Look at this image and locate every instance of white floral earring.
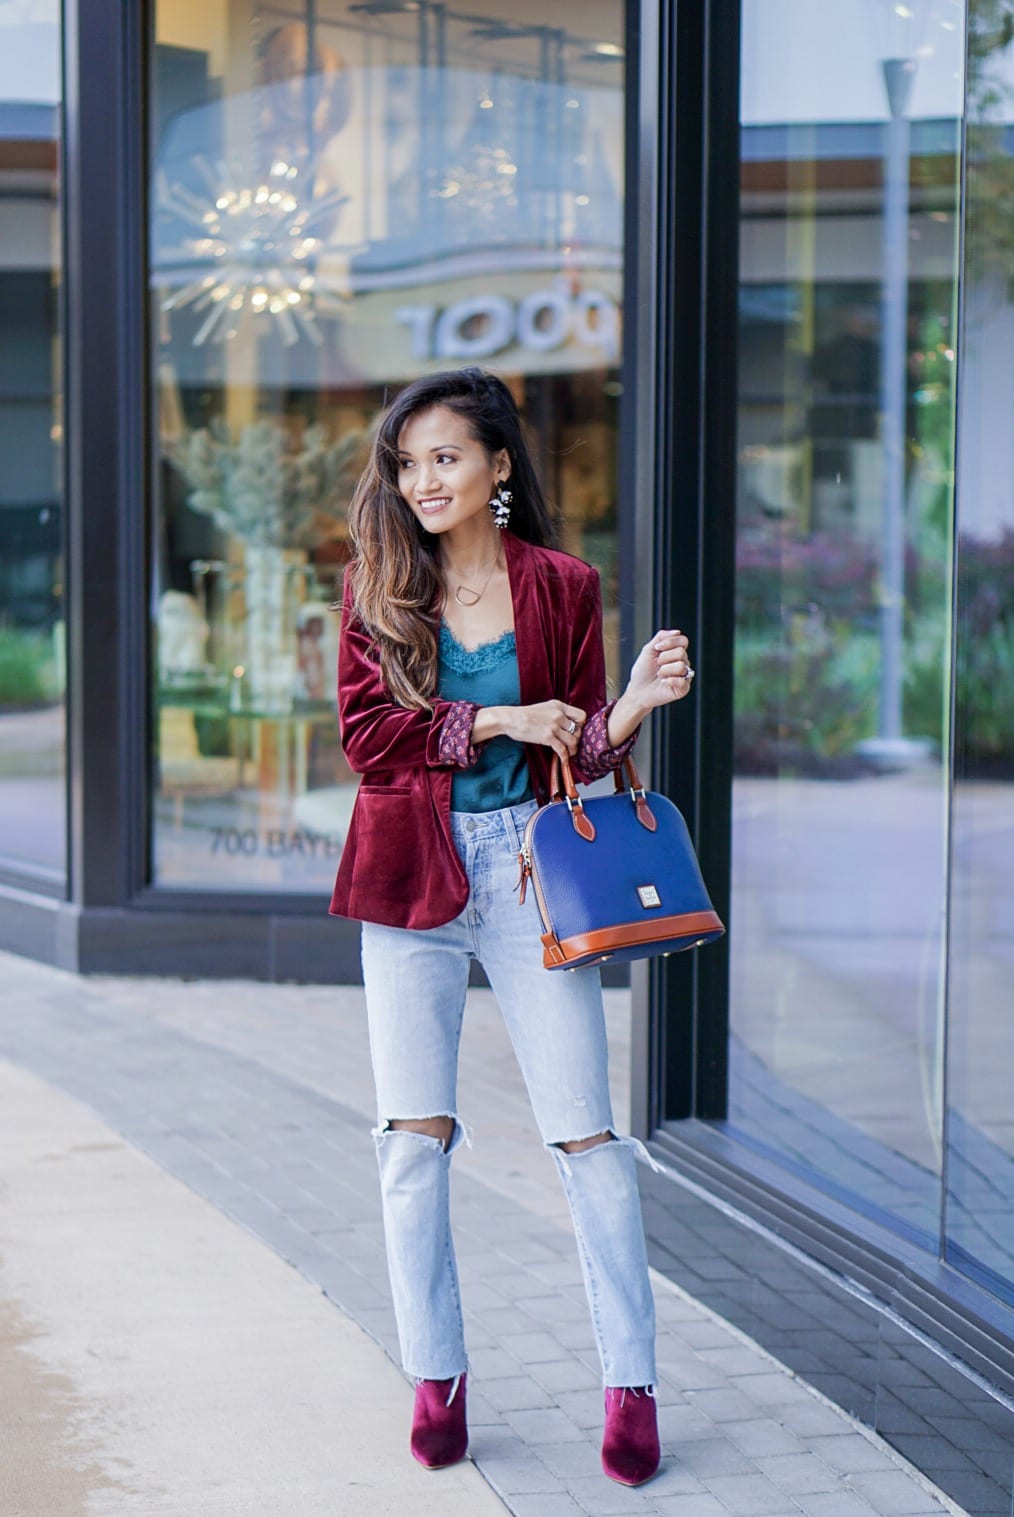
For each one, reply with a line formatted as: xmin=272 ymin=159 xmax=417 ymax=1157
xmin=489 ymin=479 xmax=512 ymax=529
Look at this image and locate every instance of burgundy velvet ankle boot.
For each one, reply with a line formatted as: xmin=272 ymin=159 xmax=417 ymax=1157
xmin=410 ymin=1373 xmax=468 ymax=1469
xmin=601 ymin=1385 xmax=660 ymax=1486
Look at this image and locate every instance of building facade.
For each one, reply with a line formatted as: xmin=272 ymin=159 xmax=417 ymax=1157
xmin=1 ymin=0 xmax=1012 ymax=1506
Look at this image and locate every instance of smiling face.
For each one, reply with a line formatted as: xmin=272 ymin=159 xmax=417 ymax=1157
xmin=395 ymin=405 xmax=508 ymax=537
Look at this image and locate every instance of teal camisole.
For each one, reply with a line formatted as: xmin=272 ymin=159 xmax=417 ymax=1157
xmin=439 ymin=623 xmax=533 ymax=814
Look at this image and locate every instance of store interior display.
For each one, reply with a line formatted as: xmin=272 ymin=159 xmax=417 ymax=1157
xmin=150 ymin=0 xmax=625 ymax=890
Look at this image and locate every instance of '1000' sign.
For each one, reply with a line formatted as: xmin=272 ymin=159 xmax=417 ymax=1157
xmin=395 ymin=286 xmax=619 ymax=364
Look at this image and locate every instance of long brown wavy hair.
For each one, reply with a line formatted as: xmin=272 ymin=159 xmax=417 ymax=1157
xmin=346 ymin=368 xmax=556 ymax=710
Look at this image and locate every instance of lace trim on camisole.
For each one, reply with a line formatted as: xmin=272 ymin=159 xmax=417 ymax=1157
xmin=439 ymin=622 xmax=516 ymax=677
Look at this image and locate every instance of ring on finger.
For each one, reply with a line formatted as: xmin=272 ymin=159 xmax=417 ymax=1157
xmin=566 ymin=718 xmax=578 ymax=734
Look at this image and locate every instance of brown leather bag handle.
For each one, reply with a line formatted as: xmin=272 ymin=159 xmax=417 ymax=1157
xmin=548 ymin=754 xmax=595 ymax=840
xmin=549 ymin=753 xmax=656 ymax=835
xmin=611 ymin=755 xmax=646 ymax=795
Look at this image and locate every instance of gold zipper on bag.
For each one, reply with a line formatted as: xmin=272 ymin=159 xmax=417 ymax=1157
xmin=516 ymin=809 xmax=555 ymax=935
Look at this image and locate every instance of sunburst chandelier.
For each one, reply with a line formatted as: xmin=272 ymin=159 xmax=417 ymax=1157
xmin=155 ymin=154 xmax=350 ymax=347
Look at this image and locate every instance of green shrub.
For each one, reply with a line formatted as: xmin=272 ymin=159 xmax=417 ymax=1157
xmin=734 ymin=616 xmax=879 ymax=773
xmin=903 ymin=610 xmax=948 ymax=745
xmin=0 ymin=627 xmax=57 ymax=707
xmin=957 ymin=621 xmax=1014 ymax=765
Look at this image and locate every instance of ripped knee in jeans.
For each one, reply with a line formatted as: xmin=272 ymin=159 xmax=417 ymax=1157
xmin=374 ymin=1115 xmax=463 ymax=1152
xmin=555 ymin=1129 xmax=615 ymax=1156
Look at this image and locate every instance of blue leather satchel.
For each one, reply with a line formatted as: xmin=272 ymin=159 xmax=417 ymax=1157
xmin=518 ymin=755 xmax=724 ymax=971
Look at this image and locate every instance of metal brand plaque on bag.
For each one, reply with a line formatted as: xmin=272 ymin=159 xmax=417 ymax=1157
xmin=637 ymin=885 xmax=662 ymax=909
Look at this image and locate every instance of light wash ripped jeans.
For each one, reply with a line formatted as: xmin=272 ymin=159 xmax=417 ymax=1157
xmin=361 ymin=798 xmax=657 ymax=1388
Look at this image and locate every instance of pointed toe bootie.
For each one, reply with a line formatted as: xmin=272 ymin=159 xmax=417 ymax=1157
xmin=410 ymin=1373 xmax=468 ymax=1469
xmin=601 ymin=1385 xmax=660 ymax=1486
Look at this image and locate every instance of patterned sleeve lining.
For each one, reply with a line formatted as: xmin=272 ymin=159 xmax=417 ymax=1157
xmin=577 ymin=700 xmax=638 ymax=781
xmin=437 ymin=700 xmax=486 ymax=768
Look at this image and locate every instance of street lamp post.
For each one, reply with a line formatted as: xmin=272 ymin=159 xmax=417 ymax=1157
xmin=860 ymin=52 xmax=932 ymax=768
xmin=879 ymin=56 xmax=915 ymax=744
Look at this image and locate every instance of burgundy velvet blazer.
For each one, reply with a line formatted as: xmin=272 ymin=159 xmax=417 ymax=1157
xmin=329 ymin=530 xmax=636 ymax=930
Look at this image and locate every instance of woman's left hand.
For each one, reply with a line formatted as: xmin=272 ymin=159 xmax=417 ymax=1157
xmin=625 ymin=629 xmax=694 ymax=711
xmin=605 ymin=630 xmax=694 ymax=748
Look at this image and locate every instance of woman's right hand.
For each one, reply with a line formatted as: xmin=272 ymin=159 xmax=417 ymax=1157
xmin=474 ymin=700 xmax=586 ymax=761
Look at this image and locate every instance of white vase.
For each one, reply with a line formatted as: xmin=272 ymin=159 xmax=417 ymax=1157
xmin=242 ymin=546 xmax=305 ymax=712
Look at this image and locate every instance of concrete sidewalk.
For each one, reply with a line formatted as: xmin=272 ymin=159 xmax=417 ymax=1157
xmin=0 ymin=951 xmax=969 ymax=1517
xmin=0 ymin=1058 xmax=504 ymax=1516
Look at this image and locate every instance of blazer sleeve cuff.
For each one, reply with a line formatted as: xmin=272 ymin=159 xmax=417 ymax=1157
xmin=436 ymin=700 xmax=486 ymax=768
xmin=576 ymin=700 xmax=638 ymax=781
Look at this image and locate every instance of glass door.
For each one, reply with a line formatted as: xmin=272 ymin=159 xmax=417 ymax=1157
xmin=723 ymin=0 xmax=965 ymax=1246
xmin=149 ymin=0 xmax=627 ymax=894
xmin=0 ymin=0 xmax=65 ymax=884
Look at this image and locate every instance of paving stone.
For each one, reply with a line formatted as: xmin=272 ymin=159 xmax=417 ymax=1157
xmin=649 ymin=1287 xmax=707 ymax=1322
xmin=696 ymin=1346 xmax=781 ymax=1377
xmin=502 ymin=1237 xmax=570 ymax=1266
xmin=474 ymin=1306 xmax=545 ymax=1337
xmin=518 ymin=1291 xmax=591 ymax=1324
xmin=653 ymin=1496 xmax=735 ymax=1516
xmin=965 ymin=1444 xmax=1014 ymax=1484
xmin=652 ymin=1296 xmax=716 ymax=1329
xmin=475 ymin=1455 xmax=566 ymax=1495
xmin=646 ymin=1465 xmax=713 ymax=1497
xmin=462 ymin=1281 xmax=512 ymax=1312
xmin=529 ymin=1259 xmax=587 ymax=1289
xmin=485 ymin=1270 xmax=535 ymax=1296
xmin=467 ymin=1424 xmax=523 ymax=1459
xmin=500 ymin=1331 xmax=577 ymax=1365
xmin=481 ymin=1375 xmax=558 ymax=1413
xmin=656 ymin=1355 xmax=729 ymax=1392
xmin=531 ymin=1357 xmax=601 ymax=1395
xmin=777 ymin=1400 xmax=863 ymax=1439
xmin=793 ymin=1495 xmax=880 ymax=1517
xmin=552 ymin=1388 xmax=610 ymax=1430
xmin=922 ymin=1411 xmax=1013 ymax=1455
xmin=504 ymin=1407 xmax=587 ymax=1444
xmin=889 ymin=1435 xmax=980 ymax=1475
xmin=501 ymin=1494 xmax=589 ymax=1516
xmin=564 ymin=1473 xmax=668 ymax=1513
xmin=755 ymin=1452 xmax=840 ymax=1494
xmin=706 ymin=1471 xmax=799 ymax=1514
xmin=676 ymin=1437 xmax=756 ymax=1478
xmin=655 ymin=1402 xmax=720 ymax=1443
xmin=469 ymin=1345 xmax=527 ymax=1380
xmin=847 ymin=1469 xmax=952 ymax=1513
xmin=808 ymin=1433 xmax=909 ymax=1475
xmin=733 ymin=1371 xmax=815 ymax=1408
xmin=688 ymin=1386 xmax=771 ymax=1423
xmin=725 ymin=1418 xmax=808 ymax=1459
xmin=536 ymin=1440 xmax=601 ymax=1479
xmin=463 ymin=1390 xmax=502 ymax=1427
xmin=553 ymin=1319 xmax=602 ymax=1351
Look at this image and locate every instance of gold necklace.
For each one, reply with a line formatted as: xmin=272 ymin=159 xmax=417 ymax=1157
xmin=448 ymin=542 xmax=501 ymax=608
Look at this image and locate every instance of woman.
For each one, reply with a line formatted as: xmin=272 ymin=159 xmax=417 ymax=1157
xmin=330 ymin=367 xmax=693 ymax=1486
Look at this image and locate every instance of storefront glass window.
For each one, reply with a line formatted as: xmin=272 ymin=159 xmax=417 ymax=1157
xmin=150 ymin=0 xmax=625 ymax=893
xmin=944 ymin=4 xmax=1014 ymax=1306
xmin=724 ymin=0 xmax=964 ymax=1245
xmin=0 ymin=2 xmax=65 ymax=883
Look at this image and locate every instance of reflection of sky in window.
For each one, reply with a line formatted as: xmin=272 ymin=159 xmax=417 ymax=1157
xmin=741 ymin=0 xmax=973 ymax=124
xmin=0 ymin=0 xmax=60 ymax=105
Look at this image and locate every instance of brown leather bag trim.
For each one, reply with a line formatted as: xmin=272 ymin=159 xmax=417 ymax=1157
xmin=541 ymin=931 xmax=568 ymax=966
xmin=571 ymin=806 xmax=596 ymax=842
xmin=635 ymin=796 xmax=657 ymax=832
xmin=542 ymin=910 xmax=724 ymax=967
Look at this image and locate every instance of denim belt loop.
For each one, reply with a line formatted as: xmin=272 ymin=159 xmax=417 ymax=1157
xmin=504 ymin=798 xmax=537 ymax=855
